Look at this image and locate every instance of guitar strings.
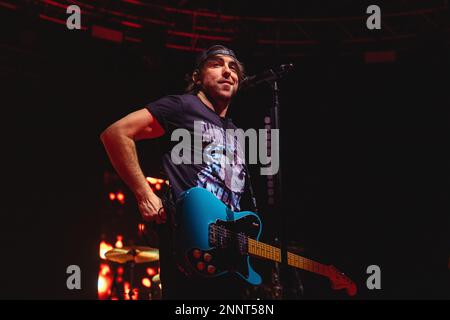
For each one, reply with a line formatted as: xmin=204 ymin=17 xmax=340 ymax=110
xmin=208 ymin=226 xmax=349 ymax=281
xmin=210 ymin=226 xmax=333 ymax=277
xmin=210 ymin=224 xmax=260 ymax=252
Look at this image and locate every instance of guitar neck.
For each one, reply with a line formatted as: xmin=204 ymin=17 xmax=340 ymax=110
xmin=247 ymin=238 xmax=329 ymax=277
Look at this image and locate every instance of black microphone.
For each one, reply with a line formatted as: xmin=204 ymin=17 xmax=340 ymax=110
xmin=240 ymin=63 xmax=294 ymax=91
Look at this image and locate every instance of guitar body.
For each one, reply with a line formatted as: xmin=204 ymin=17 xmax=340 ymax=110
xmin=170 ymin=187 xmax=357 ymax=296
xmin=174 ymin=187 xmax=263 ymax=285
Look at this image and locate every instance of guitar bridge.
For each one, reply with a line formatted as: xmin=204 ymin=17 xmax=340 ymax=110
xmin=208 ymin=223 xmax=217 ymax=247
xmin=209 ymin=223 xmax=229 ymax=249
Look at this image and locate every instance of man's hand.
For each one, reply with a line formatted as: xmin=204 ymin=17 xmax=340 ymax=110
xmin=136 ymin=191 xmax=166 ymax=224
xmin=100 ymin=108 xmax=168 ymax=224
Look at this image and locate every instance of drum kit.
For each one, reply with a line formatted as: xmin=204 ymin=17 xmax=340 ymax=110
xmin=104 ymin=245 xmax=161 ymax=300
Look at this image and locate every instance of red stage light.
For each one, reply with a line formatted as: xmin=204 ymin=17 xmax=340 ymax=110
xmin=116 ymin=192 xmax=125 ymax=203
xmin=124 ymin=282 xmax=130 ymax=300
xmin=121 ymin=21 xmax=143 ymax=29
xmin=146 ymin=177 xmax=157 ymax=184
xmin=99 ymin=241 xmax=113 ymax=259
xmin=115 ymin=235 xmax=123 ymax=248
xmin=109 ymin=192 xmax=116 ymax=201
xmin=98 ymin=275 xmax=109 ymax=294
xmin=42 ymin=0 xmax=66 ymax=9
xmin=132 ymin=288 xmax=139 ymax=300
xmin=98 ymin=263 xmax=113 ymax=299
xmin=155 ymin=183 xmax=161 ymax=190
xmin=142 ymin=278 xmax=151 ymax=288
xmin=146 ymin=267 xmax=156 ymax=276
xmin=122 ymin=0 xmax=143 ymax=5
xmin=92 ymin=25 xmax=123 ymax=43
xmin=124 ymin=282 xmax=137 ymax=300
xmin=124 ymin=36 xmax=142 ymax=43
xmin=100 ymin=264 xmax=111 ymax=276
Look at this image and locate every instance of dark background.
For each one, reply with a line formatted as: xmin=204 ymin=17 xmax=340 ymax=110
xmin=0 ymin=0 xmax=449 ymax=299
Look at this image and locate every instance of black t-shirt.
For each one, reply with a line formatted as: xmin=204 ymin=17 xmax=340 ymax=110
xmin=146 ymin=94 xmax=246 ymax=211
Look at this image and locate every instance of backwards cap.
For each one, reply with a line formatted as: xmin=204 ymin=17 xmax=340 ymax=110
xmin=194 ymin=45 xmax=239 ymax=69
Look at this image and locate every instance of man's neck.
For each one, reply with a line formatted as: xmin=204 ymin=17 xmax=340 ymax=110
xmin=197 ymin=91 xmax=229 ymax=118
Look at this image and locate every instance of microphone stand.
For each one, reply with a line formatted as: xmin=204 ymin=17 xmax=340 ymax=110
xmin=241 ymin=63 xmax=293 ymax=299
xmin=270 ymin=80 xmax=288 ymax=299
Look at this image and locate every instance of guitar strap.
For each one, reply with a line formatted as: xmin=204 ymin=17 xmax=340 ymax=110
xmin=161 ymin=183 xmax=179 ymax=258
xmin=223 ymin=116 xmax=259 ymax=213
xmin=243 ymin=163 xmax=259 ymax=213
xmin=161 ymin=184 xmax=177 ymax=228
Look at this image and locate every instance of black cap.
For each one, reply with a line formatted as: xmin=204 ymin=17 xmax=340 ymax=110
xmin=194 ymin=45 xmax=239 ymax=69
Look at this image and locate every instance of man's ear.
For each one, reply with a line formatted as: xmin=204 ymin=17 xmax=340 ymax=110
xmin=192 ymin=69 xmax=201 ymax=85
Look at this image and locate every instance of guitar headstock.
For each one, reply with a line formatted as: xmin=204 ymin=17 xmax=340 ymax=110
xmin=326 ymin=265 xmax=357 ymax=297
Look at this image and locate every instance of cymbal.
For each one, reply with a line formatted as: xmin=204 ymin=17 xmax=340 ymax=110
xmin=105 ymin=246 xmax=159 ymax=264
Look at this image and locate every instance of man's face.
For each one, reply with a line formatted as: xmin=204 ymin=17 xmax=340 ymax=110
xmin=197 ymin=55 xmax=239 ymax=101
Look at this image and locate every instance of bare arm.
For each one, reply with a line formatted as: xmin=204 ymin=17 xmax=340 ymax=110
xmin=100 ymin=108 xmax=166 ymax=223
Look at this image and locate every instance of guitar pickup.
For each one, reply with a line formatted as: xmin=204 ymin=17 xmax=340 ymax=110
xmin=208 ymin=224 xmax=217 ymax=246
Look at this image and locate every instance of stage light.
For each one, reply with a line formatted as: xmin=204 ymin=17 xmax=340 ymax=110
xmin=100 ymin=264 xmax=111 ymax=276
xmin=92 ymin=25 xmax=123 ymax=43
xmin=142 ymin=278 xmax=151 ymax=288
xmin=132 ymin=288 xmax=139 ymax=300
xmin=121 ymin=21 xmax=143 ymax=29
xmin=124 ymin=282 xmax=138 ymax=300
xmin=155 ymin=183 xmax=161 ymax=190
xmin=99 ymin=241 xmax=113 ymax=259
xmin=138 ymin=223 xmax=145 ymax=232
xmin=124 ymin=282 xmax=130 ymax=300
xmin=116 ymin=192 xmax=125 ymax=204
xmin=122 ymin=0 xmax=143 ymax=5
xmin=109 ymin=192 xmax=116 ymax=201
xmin=98 ymin=263 xmax=113 ymax=299
xmin=98 ymin=275 xmax=109 ymax=295
xmin=146 ymin=177 xmax=158 ymax=184
xmin=115 ymin=235 xmax=123 ymax=248
xmin=146 ymin=267 xmax=156 ymax=276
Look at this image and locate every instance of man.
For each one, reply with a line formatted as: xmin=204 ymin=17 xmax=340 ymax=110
xmin=101 ymin=45 xmax=250 ymax=299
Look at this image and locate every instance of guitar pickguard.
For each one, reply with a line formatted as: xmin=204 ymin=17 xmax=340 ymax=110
xmin=184 ymin=215 xmax=261 ymax=279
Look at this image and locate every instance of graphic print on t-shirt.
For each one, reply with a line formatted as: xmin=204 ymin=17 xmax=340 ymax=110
xmin=196 ymin=121 xmax=246 ymax=211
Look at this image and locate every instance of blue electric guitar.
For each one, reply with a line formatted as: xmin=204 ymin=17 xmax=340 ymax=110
xmin=172 ymin=187 xmax=357 ymax=296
